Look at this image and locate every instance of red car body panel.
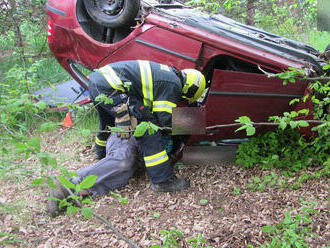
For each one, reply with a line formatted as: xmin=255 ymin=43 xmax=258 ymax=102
xmin=46 ymin=0 xmax=325 ymax=142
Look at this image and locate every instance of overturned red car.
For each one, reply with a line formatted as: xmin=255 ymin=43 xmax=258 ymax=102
xmin=45 ymin=0 xmax=328 ymax=143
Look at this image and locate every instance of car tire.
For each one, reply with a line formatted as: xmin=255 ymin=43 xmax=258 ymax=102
xmin=83 ymin=0 xmax=140 ymax=28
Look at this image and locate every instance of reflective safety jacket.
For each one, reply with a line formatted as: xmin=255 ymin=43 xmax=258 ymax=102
xmin=97 ymin=60 xmax=183 ymax=127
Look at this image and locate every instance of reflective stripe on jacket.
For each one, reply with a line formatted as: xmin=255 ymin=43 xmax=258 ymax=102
xmin=98 ymin=60 xmax=182 ymax=127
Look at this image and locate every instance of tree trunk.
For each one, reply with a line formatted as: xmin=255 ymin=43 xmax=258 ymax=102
xmin=7 ymin=0 xmax=24 ymax=48
xmin=246 ymin=0 xmax=255 ymax=26
xmin=317 ymin=0 xmax=330 ymax=31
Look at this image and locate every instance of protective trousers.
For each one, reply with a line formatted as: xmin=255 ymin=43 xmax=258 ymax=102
xmin=88 ymin=72 xmax=127 ymax=158
xmin=136 ymin=130 xmax=174 ymax=184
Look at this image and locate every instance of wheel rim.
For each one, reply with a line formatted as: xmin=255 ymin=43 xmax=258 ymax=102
xmin=93 ymin=0 xmax=124 ymax=16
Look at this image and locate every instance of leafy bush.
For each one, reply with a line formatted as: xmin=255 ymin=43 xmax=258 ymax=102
xmin=236 ymin=129 xmax=328 ymax=172
xmin=249 ymin=206 xmax=318 ymax=248
xmin=236 ymin=64 xmax=329 ymax=183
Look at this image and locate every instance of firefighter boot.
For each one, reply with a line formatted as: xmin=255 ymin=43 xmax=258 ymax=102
xmin=152 ymin=176 xmax=190 ymax=192
xmin=47 ymin=179 xmax=70 ymax=218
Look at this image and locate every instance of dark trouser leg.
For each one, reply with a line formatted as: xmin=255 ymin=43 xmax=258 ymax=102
xmin=136 ymin=130 xmax=174 ymax=184
xmin=88 ymin=72 xmax=117 ymax=159
xmin=94 ymin=104 xmax=115 ymax=159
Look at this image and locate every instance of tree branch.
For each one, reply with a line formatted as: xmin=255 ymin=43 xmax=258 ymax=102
xmin=63 ymin=187 xmax=140 ymax=248
xmin=258 ymin=65 xmax=330 ymax=81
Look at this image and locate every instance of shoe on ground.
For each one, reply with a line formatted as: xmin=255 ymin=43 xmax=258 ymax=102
xmin=47 ymin=179 xmax=70 ymax=218
xmin=152 ymin=176 xmax=190 ymax=192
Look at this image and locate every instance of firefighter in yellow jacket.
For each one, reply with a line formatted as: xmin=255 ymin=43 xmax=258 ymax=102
xmin=88 ymin=60 xmax=206 ymax=192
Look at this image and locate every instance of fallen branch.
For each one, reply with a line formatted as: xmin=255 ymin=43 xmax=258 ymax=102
xmin=64 ymin=187 xmax=140 ymax=248
xmin=79 ymin=230 xmax=114 ymax=237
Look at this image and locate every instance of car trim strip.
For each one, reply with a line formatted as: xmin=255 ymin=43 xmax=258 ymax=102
xmin=209 ymin=91 xmax=303 ymax=98
xmin=136 ymin=39 xmax=197 ymax=62
xmin=46 ymin=3 xmax=66 ymax=17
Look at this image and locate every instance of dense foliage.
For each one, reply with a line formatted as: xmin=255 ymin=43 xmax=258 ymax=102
xmin=187 ymin=0 xmax=330 ymax=48
xmin=0 ymin=1 xmax=329 ymax=247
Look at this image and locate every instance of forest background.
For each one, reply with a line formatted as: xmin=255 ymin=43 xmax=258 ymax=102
xmin=0 ymin=0 xmax=329 ymax=247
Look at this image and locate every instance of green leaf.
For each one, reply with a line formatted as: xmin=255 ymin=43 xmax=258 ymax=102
xmin=48 ymin=156 xmax=58 ymax=169
xmin=153 ymin=212 xmax=160 ymax=218
xmin=59 ymin=199 xmax=69 ymax=209
xmin=58 ymin=175 xmax=75 ymax=189
xmin=246 ymin=126 xmax=256 ymax=136
xmin=149 ymin=122 xmax=160 ymax=132
xmin=322 ymin=64 xmax=330 ymax=70
xmin=32 ymin=178 xmax=44 ymax=185
xmin=35 ymin=100 xmax=48 ymax=110
xmin=75 ymin=185 xmax=81 ymax=193
xmin=289 ymin=98 xmax=300 ymax=105
xmin=81 ymin=207 xmax=93 ymax=219
xmin=133 ymin=122 xmax=149 ymax=137
xmin=95 ymin=94 xmax=111 ymax=104
xmin=237 ymin=116 xmax=252 ymax=124
xmin=200 ymin=199 xmax=208 ymax=205
xmin=148 ymin=127 xmax=155 ymax=135
xmin=27 ymin=137 xmax=41 ymax=153
xmin=297 ymin=121 xmax=309 ymax=127
xmin=66 ymin=205 xmax=78 ymax=214
xmin=110 ymin=191 xmax=120 ymax=199
xmin=289 ymin=121 xmax=297 ymax=128
xmin=68 ymin=195 xmax=80 ymax=200
xmin=123 ymin=81 xmax=132 ymax=91
xmin=47 ymin=196 xmax=60 ymax=202
xmin=279 ymin=121 xmax=287 ymax=130
xmin=253 ymin=177 xmax=261 ymax=184
xmin=47 ymin=176 xmax=57 ymax=189
xmin=235 ymin=125 xmax=247 ymax=133
xmin=14 ymin=142 xmax=28 ymax=153
xmin=82 ymin=198 xmax=93 ymax=205
xmin=233 ymin=187 xmax=241 ymax=195
xmin=298 ymin=109 xmax=309 ymax=115
xmin=60 ymin=166 xmax=70 ymax=178
xmin=261 ymin=225 xmax=275 ymax=233
xmin=79 ymin=175 xmax=97 ymax=189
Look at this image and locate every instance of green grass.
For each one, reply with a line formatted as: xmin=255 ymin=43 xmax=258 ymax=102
xmin=0 ymin=55 xmax=17 ymax=79
xmin=31 ymin=57 xmax=72 ymax=91
xmin=308 ymin=30 xmax=330 ymax=52
xmin=58 ymin=107 xmax=99 ymax=147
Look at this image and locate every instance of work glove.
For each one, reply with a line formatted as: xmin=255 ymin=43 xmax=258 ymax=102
xmin=130 ymin=115 xmax=138 ymax=130
xmin=114 ymin=103 xmax=132 ymax=139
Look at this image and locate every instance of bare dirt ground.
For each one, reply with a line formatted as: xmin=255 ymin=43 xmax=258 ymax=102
xmin=0 ymin=138 xmax=329 ymax=248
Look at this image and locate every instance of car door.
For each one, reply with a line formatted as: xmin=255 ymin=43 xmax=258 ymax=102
xmin=201 ymin=69 xmax=309 ymax=140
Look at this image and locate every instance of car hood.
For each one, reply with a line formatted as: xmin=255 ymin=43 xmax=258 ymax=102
xmin=148 ymin=4 xmax=325 ymax=73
